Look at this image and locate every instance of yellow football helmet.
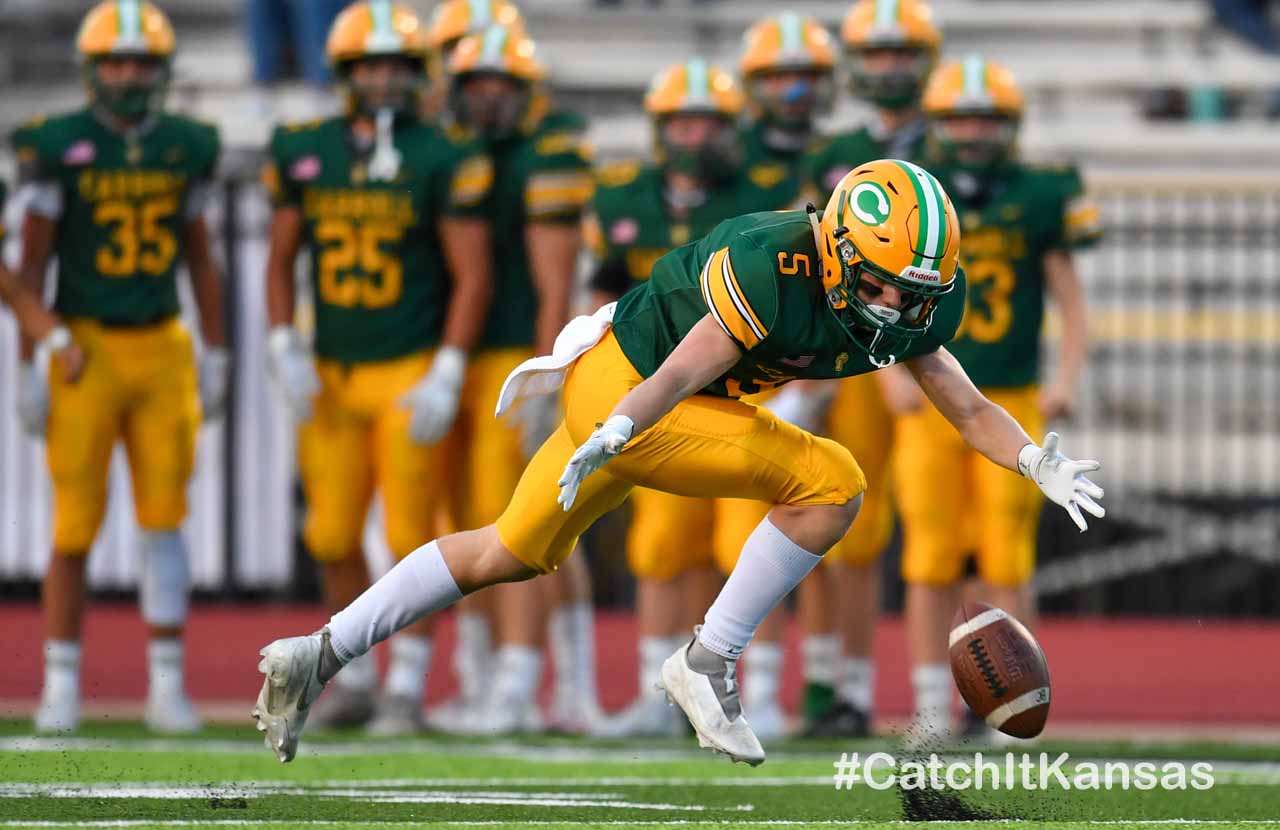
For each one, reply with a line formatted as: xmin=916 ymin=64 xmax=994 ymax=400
xmin=739 ymin=13 xmax=836 ymax=129
xmin=429 ymin=0 xmax=525 ymax=57
xmin=448 ymin=25 xmax=546 ymax=137
xmin=76 ymin=0 xmax=175 ymax=120
xmin=841 ymin=0 xmax=941 ymax=111
xmin=814 ymin=159 xmax=959 ymax=362
xmin=923 ymin=55 xmax=1024 ymax=172
xmin=327 ymin=1 xmax=430 ymax=116
xmin=645 ymin=60 xmax=744 ymax=182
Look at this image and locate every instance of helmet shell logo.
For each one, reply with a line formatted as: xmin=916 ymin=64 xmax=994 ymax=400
xmin=849 ymin=181 xmax=891 ymax=226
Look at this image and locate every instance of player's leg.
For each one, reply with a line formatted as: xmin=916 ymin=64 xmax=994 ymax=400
xmin=120 ymin=321 xmax=203 ymax=733
xmin=295 ymin=361 xmax=378 ymax=727
xmin=543 ymin=551 xmax=602 ymax=732
xmin=816 ymin=374 xmax=895 ymax=736
xmin=894 ymin=402 xmax=968 ymax=743
xmin=598 ymin=488 xmax=715 ymax=737
xmin=796 ymin=569 xmax=840 ymax=726
xmin=713 ymin=498 xmax=788 ymax=739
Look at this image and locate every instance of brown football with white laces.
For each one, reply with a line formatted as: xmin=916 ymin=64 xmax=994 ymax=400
xmin=949 ymin=602 xmax=1051 ymax=738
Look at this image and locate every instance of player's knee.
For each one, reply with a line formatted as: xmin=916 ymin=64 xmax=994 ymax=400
xmin=303 ymin=515 xmax=364 ymax=564
xmin=139 ymin=530 xmax=190 ymax=627
xmin=773 ymin=494 xmax=862 ymax=555
xmin=978 ymin=551 xmax=1035 ymax=588
xmin=445 ymin=525 xmax=538 ymax=593
xmin=901 ymin=548 xmax=965 ymax=586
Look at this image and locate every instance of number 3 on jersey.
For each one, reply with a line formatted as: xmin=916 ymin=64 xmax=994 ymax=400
xmin=316 ymin=219 xmax=403 ymax=309
xmin=957 ymin=257 xmax=1015 ymax=343
xmin=93 ymin=197 xmax=178 ymax=277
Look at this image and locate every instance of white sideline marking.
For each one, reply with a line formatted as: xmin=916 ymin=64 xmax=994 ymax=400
xmin=6 ymin=820 xmax=1280 ymax=827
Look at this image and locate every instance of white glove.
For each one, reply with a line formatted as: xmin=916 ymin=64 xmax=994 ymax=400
xmin=516 ymin=392 xmax=561 ymax=460
xmin=16 ymin=361 xmax=48 ymax=437
xmin=399 ymin=345 xmax=466 ymax=446
xmin=1019 ymin=432 xmax=1105 ymax=532
xmin=764 ymin=383 xmax=832 ymax=433
xmin=557 ymin=415 xmax=634 ymax=511
xmin=198 ymin=348 xmax=231 ymax=422
xmin=267 ymin=326 xmax=320 ymax=422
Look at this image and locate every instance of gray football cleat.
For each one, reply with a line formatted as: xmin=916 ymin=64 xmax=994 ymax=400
xmin=366 ymin=692 xmax=426 ymax=736
xmin=658 ymin=636 xmax=765 ymax=766
xmin=251 ymin=632 xmax=329 ymax=762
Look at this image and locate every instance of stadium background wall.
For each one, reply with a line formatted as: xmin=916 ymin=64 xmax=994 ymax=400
xmin=1 ymin=164 xmax=1278 ymax=617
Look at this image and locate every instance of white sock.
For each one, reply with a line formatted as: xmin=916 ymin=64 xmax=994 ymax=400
xmin=491 ymin=644 xmax=543 ymax=707
xmin=147 ymin=638 xmax=185 ymax=698
xmin=334 ymin=651 xmax=378 ymax=691
xmin=840 ymin=656 xmax=875 ymax=711
xmin=550 ymin=601 xmax=598 ymax=708
xmin=912 ymin=663 xmax=952 ymax=727
xmin=803 ymin=634 xmax=840 ymax=686
xmin=639 ymin=636 xmax=682 ymax=701
xmin=44 ymin=640 xmax=80 ymax=699
xmin=454 ymin=612 xmax=492 ymax=704
xmin=328 ymin=540 xmax=462 ymax=663
xmin=699 ymin=518 xmax=822 ymax=659
xmin=139 ymin=530 xmax=190 ymax=628
xmin=742 ymin=641 xmax=782 ymax=710
xmin=384 ymin=635 xmax=432 ymax=701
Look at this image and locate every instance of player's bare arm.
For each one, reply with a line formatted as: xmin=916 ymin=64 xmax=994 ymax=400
xmin=1040 ymin=248 xmax=1088 ymax=420
xmin=527 ymin=223 xmax=578 ymax=354
xmin=906 ymin=345 xmax=1104 ymax=530
xmin=264 ymin=204 xmax=304 ymax=328
xmin=16 ymin=210 xmax=57 ymax=361
xmin=183 ymin=217 xmax=226 ymax=349
xmin=438 ymin=217 xmax=493 ymax=350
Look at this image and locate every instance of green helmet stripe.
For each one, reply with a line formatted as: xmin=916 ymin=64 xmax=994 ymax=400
xmin=874 ymin=0 xmax=901 ymax=27
xmin=686 ymin=58 xmax=711 ymax=105
xmin=963 ymin=53 xmax=987 ymax=99
xmin=779 ymin=11 xmax=804 ymax=54
xmin=893 ymin=159 xmax=947 ymax=271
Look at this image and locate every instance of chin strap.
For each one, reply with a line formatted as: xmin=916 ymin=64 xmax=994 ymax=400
xmin=806 ymin=203 xmax=823 ymax=254
xmin=868 ymin=353 xmax=896 ymax=368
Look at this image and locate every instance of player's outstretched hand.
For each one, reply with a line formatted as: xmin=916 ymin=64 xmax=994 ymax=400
xmin=267 ymin=326 xmax=320 ymax=422
xmin=400 ymin=346 xmax=466 ymax=446
xmin=557 ymin=415 xmax=634 ymax=511
xmin=1018 ymin=432 xmax=1104 ymax=532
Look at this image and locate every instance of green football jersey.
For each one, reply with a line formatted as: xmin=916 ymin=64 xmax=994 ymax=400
xmin=938 ymin=162 xmax=1101 ymax=388
xmin=738 ymin=120 xmax=807 ymax=210
xmin=11 ymin=108 xmax=220 ymax=325
xmin=265 ymin=116 xmax=492 ymax=364
xmin=803 ymin=119 xmax=927 ymax=207
xmin=480 ymin=106 xmax=594 ymax=349
xmin=612 ymin=209 xmax=966 ymax=398
xmin=587 ymin=150 xmax=801 ymax=293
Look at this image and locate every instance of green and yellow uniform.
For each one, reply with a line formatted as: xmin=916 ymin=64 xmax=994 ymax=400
xmin=894 ymin=162 xmax=1101 ymax=586
xmin=264 ymin=115 xmax=492 ymax=560
xmin=804 ymin=120 xmax=927 ymax=207
xmin=11 ymin=109 xmax=218 ymax=552
xmin=738 ymin=120 xmax=807 ymax=211
xmin=495 ymin=209 xmax=966 ymax=573
xmin=585 ymin=153 xmax=805 ymax=579
xmin=445 ymin=104 xmax=595 ymax=532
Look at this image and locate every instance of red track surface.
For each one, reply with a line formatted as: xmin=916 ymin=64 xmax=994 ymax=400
xmin=0 ymin=603 xmax=1276 ymax=723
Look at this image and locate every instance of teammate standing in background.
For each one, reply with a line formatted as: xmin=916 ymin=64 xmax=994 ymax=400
xmin=589 ymin=59 xmax=803 ymax=738
xmin=261 ymin=0 xmax=494 ymax=734
xmin=792 ymin=0 xmax=943 ymax=738
xmin=898 ymin=57 xmax=1100 ymax=742
xmin=436 ymin=24 xmax=601 ymax=735
xmin=11 ymin=0 xmax=228 ymax=734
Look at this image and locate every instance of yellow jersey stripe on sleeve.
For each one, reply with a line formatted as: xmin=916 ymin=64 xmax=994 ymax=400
xmin=700 ymin=247 xmax=765 ymax=350
xmin=451 ymin=156 xmax=495 ymax=207
xmin=525 ymin=171 xmax=595 ymax=217
xmin=721 ymin=248 xmax=767 ymax=341
xmin=1064 ymin=195 xmax=1101 ymax=240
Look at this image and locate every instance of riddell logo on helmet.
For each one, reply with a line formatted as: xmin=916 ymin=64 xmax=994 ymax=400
xmin=900 ymin=266 xmax=941 ymax=283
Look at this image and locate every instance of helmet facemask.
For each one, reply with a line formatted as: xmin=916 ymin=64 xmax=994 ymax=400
xmin=747 ymin=68 xmax=833 ymax=133
xmin=928 ymin=112 xmax=1019 ymax=176
xmin=341 ymin=54 xmax=427 ymax=120
xmin=86 ymin=54 xmax=169 ymax=123
xmin=847 ymin=45 xmax=933 ymax=112
xmin=452 ymin=71 xmax=531 ymax=139
xmin=655 ymin=112 xmax=742 ymax=185
xmin=821 ymin=221 xmax=952 ymax=365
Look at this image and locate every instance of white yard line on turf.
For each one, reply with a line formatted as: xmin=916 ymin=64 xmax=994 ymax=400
xmin=6 ymin=820 xmax=1280 ymax=828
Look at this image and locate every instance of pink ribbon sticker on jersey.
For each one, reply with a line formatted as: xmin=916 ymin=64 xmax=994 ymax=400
xmin=63 ymin=140 xmax=96 ymax=165
xmin=290 ymin=155 xmax=321 ymax=181
xmin=610 ymin=218 xmax=639 ymax=245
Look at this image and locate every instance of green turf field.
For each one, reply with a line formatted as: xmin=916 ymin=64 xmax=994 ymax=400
xmin=2 ymin=722 xmax=1278 ymax=829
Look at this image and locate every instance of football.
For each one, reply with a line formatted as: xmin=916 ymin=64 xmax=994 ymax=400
xmin=949 ymin=602 xmax=1052 ymax=739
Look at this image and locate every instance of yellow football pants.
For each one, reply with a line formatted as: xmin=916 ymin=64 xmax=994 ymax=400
xmin=495 ymin=332 xmax=865 ymax=574
xmin=626 ymin=491 xmax=770 ymax=580
xmin=440 ymin=347 xmax=534 ymax=530
xmin=300 ymin=349 xmax=451 ymax=562
xmin=47 ymin=318 xmax=200 ymax=552
xmin=825 ymin=373 xmax=895 ymax=566
xmin=893 ymin=385 xmax=1044 ymax=587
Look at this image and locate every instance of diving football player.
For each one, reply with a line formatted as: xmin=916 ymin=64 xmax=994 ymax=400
xmin=254 ymin=158 xmax=1103 ymax=766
